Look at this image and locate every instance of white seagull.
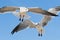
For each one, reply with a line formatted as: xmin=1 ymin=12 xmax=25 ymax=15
xmin=11 ymin=19 xmax=44 ymax=36
xmin=0 ymin=6 xmax=58 ymax=21
xmin=39 ymin=6 xmax=60 ymax=28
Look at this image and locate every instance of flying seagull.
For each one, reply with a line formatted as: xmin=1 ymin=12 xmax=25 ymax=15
xmin=39 ymin=6 xmax=60 ymax=28
xmin=0 ymin=6 xmax=58 ymax=21
xmin=11 ymin=19 xmax=44 ymax=36
xmin=29 ymin=6 xmax=60 ymax=36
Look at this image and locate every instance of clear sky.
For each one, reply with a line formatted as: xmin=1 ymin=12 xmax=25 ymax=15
xmin=0 ymin=0 xmax=60 ymax=40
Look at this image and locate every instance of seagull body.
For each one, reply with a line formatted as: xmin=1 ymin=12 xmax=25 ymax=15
xmin=0 ymin=6 xmax=58 ymax=21
xmin=11 ymin=19 xmax=44 ymax=36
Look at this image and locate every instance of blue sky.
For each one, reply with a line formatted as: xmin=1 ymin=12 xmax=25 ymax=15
xmin=0 ymin=0 xmax=60 ymax=40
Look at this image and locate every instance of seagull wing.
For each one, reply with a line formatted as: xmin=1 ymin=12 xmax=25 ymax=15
xmin=11 ymin=20 xmax=30 ymax=35
xmin=40 ymin=15 xmax=51 ymax=27
xmin=0 ymin=6 xmax=20 ymax=13
xmin=28 ymin=8 xmax=58 ymax=16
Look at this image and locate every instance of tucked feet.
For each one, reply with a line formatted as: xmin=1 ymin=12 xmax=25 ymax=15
xmin=22 ymin=19 xmax=24 ymax=22
xmin=38 ymin=33 xmax=42 ymax=37
xmin=19 ymin=18 xmax=21 ymax=21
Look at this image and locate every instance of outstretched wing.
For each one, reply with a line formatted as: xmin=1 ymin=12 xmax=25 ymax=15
xmin=0 ymin=6 xmax=20 ymax=13
xmin=28 ymin=7 xmax=58 ymax=16
xmin=40 ymin=15 xmax=51 ymax=27
xmin=11 ymin=19 xmax=32 ymax=35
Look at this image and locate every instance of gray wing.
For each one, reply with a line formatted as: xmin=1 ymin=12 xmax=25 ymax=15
xmin=0 ymin=6 xmax=20 ymax=13
xmin=11 ymin=20 xmax=29 ymax=35
xmin=28 ymin=8 xmax=58 ymax=16
xmin=40 ymin=15 xmax=51 ymax=27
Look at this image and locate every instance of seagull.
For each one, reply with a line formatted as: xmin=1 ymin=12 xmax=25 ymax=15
xmin=39 ymin=6 xmax=60 ymax=28
xmin=11 ymin=19 xmax=44 ymax=36
xmin=28 ymin=6 xmax=60 ymax=36
xmin=0 ymin=6 xmax=58 ymax=21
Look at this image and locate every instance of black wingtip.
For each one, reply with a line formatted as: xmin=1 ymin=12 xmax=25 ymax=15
xmin=51 ymin=13 xmax=58 ymax=16
xmin=11 ymin=23 xmax=20 ymax=35
xmin=11 ymin=31 xmax=14 ymax=35
xmin=47 ymin=11 xmax=58 ymax=16
xmin=50 ymin=13 xmax=58 ymax=16
xmin=54 ymin=15 xmax=58 ymax=16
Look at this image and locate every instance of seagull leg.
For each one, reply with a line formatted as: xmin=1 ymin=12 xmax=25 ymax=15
xmin=22 ymin=18 xmax=23 ymax=22
xmin=40 ymin=33 xmax=42 ymax=36
xmin=36 ymin=25 xmax=44 ymax=37
xmin=19 ymin=18 xmax=21 ymax=21
xmin=40 ymin=29 xmax=43 ymax=37
xmin=38 ymin=33 xmax=40 ymax=36
xmin=19 ymin=15 xmax=22 ymax=21
xmin=22 ymin=15 xmax=25 ymax=22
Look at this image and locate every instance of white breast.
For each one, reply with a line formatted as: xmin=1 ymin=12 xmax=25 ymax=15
xmin=19 ymin=7 xmax=28 ymax=12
